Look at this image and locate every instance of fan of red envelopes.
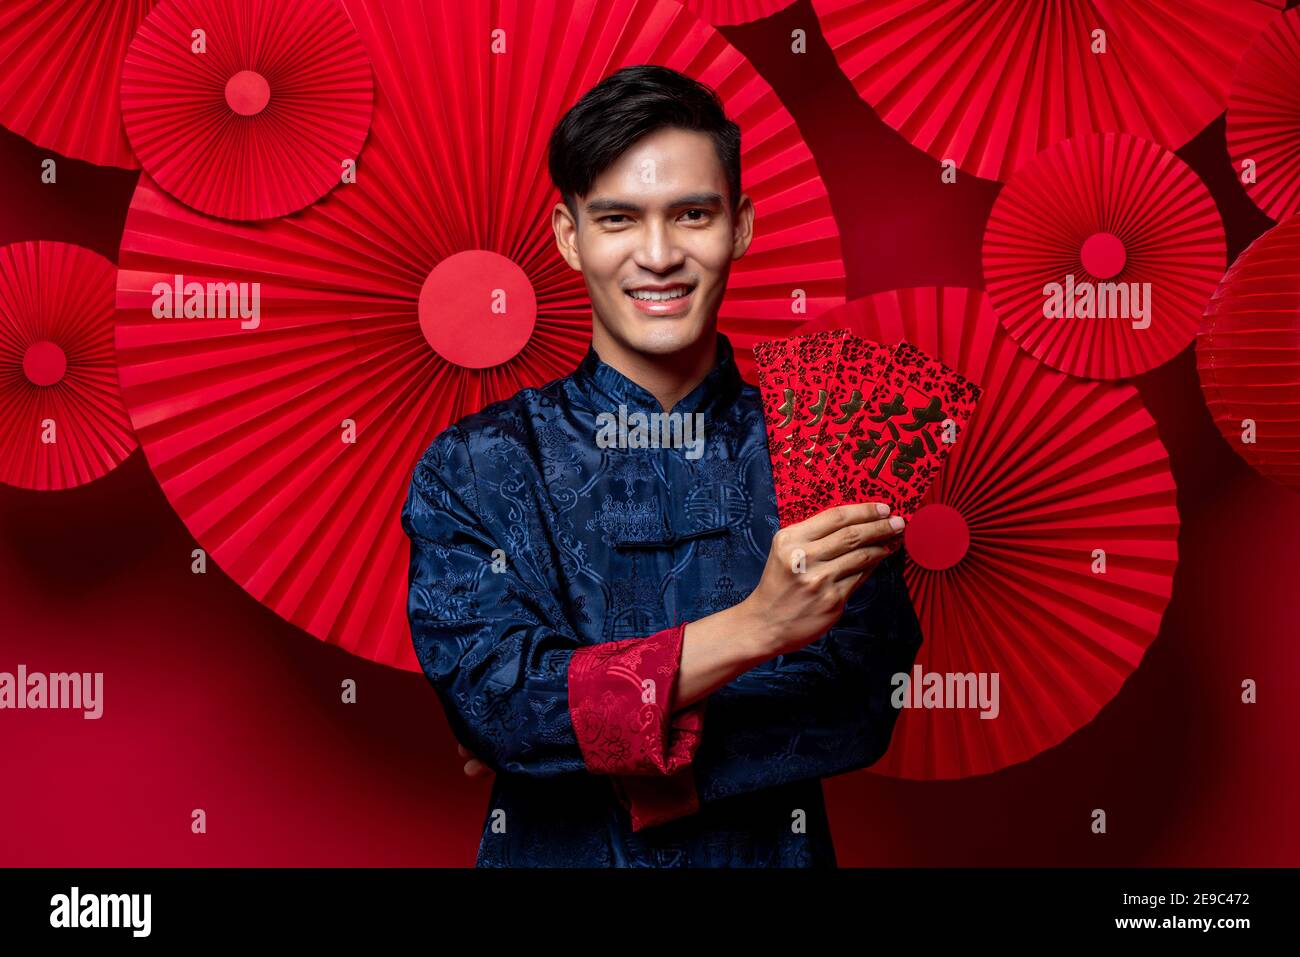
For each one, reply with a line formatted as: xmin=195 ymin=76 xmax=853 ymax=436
xmin=680 ymin=0 xmax=795 ymax=25
xmin=795 ymin=288 xmax=1179 ymax=779
xmin=753 ymin=328 xmax=982 ymax=527
xmin=1197 ymin=212 xmax=1300 ymax=490
xmin=0 ymin=241 xmax=136 ymax=489
xmin=114 ymin=0 xmax=845 ymax=670
xmin=119 ymin=0 xmax=373 ymax=220
xmin=983 ymin=132 xmax=1226 ymax=380
xmin=1227 ymin=6 xmax=1300 ymax=223
xmin=0 ymin=0 xmax=158 ymax=167
xmin=811 ymin=0 xmax=1284 ymax=182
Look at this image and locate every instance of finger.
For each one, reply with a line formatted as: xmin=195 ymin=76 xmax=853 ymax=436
xmin=457 ymin=743 xmax=470 ymax=759
xmin=795 ymin=502 xmax=891 ymax=541
xmin=811 ymin=514 xmax=906 ymax=559
xmin=823 ymin=543 xmax=892 ymax=582
xmin=838 ymin=568 xmax=868 ymax=595
xmin=464 ymin=759 xmax=490 ymax=778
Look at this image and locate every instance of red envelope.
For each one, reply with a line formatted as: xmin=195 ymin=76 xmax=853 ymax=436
xmin=823 ymin=341 xmax=982 ymax=519
xmin=811 ymin=334 xmax=896 ymax=468
xmin=754 ymin=329 xmax=849 ymax=525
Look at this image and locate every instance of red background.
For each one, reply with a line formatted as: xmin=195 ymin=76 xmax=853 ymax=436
xmin=1 ymin=0 xmax=1296 ymax=866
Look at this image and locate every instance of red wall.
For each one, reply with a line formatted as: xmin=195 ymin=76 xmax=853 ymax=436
xmin=1 ymin=0 xmax=1296 ymax=866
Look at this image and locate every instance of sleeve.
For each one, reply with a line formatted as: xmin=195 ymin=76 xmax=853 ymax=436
xmin=689 ymin=546 xmax=924 ymax=804
xmin=401 ymin=423 xmax=707 ymax=796
xmin=608 ymin=546 xmax=924 ymax=824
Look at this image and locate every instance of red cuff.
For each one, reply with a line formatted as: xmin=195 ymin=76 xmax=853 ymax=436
xmin=610 ymin=700 xmax=708 ymax=831
xmin=568 ymin=620 xmax=705 ymax=778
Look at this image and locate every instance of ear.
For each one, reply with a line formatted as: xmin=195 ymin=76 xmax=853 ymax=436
xmin=731 ymin=193 xmax=755 ymax=261
xmin=552 ymin=200 xmax=582 ymax=271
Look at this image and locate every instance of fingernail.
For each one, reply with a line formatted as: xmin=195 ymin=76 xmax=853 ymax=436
xmin=876 ymin=503 xmax=891 ymax=516
xmin=889 ymin=515 xmax=905 ymax=531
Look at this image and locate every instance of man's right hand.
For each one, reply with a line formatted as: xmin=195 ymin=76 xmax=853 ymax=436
xmin=741 ymin=502 xmax=905 ymax=658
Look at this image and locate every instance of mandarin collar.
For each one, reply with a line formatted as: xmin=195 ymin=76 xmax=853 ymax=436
xmin=569 ymin=331 xmax=743 ymax=417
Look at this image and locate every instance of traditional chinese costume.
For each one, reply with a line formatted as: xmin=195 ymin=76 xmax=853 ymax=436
xmin=401 ymin=332 xmax=924 ymax=867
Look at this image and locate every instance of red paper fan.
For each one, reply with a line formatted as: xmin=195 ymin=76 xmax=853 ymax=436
xmin=983 ymin=132 xmax=1226 ymax=380
xmin=114 ymin=0 xmax=845 ymax=670
xmin=680 ymin=0 xmax=795 ymax=26
xmin=0 ymin=0 xmax=157 ymax=167
xmin=119 ymin=0 xmax=373 ymax=220
xmin=1197 ymin=212 xmax=1300 ymax=489
xmin=1227 ymin=7 xmax=1300 ymax=223
xmin=812 ymin=0 xmax=1284 ymax=182
xmin=798 ymin=288 xmax=1179 ymax=779
xmin=0 ymin=241 xmax=136 ymax=489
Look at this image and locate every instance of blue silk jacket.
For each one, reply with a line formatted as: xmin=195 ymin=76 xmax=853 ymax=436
xmin=401 ymin=331 xmax=924 ymax=867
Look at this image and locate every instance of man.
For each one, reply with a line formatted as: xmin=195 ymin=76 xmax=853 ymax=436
xmin=401 ymin=64 xmax=924 ymax=867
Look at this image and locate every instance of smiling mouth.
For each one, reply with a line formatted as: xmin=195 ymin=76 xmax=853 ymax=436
xmin=626 ymin=285 xmax=694 ymax=301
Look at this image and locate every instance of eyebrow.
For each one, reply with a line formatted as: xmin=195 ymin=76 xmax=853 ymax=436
xmin=585 ymin=191 xmax=725 ymax=214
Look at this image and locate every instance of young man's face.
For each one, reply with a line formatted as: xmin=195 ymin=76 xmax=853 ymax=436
xmin=552 ymin=126 xmax=754 ymax=361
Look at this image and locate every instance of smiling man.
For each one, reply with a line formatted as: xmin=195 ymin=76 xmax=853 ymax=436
xmin=401 ymin=64 xmax=924 ymax=867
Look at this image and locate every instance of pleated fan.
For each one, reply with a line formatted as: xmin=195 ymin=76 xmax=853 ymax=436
xmin=0 ymin=241 xmax=136 ymax=489
xmin=1227 ymin=6 xmax=1300 ymax=222
xmin=983 ymin=132 xmax=1225 ymax=380
xmin=119 ymin=0 xmax=374 ymax=220
xmin=1197 ymin=213 xmax=1300 ymax=490
xmin=798 ymin=288 xmax=1179 ymax=778
xmin=812 ymin=0 xmax=1284 ymax=182
xmin=114 ymin=0 xmax=845 ymax=669
xmin=680 ymin=0 xmax=797 ymax=25
xmin=0 ymin=0 xmax=158 ymax=167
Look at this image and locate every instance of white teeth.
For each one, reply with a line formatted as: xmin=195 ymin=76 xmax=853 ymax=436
xmin=628 ymin=288 xmax=690 ymax=301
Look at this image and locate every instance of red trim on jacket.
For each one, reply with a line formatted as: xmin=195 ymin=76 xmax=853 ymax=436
xmin=568 ymin=621 xmax=707 ymax=830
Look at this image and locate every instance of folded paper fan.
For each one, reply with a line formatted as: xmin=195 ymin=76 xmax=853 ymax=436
xmin=0 ymin=0 xmax=158 ymax=167
xmin=1197 ymin=212 xmax=1300 ymax=489
xmin=798 ymin=288 xmax=1179 ymax=779
xmin=0 ymin=241 xmax=136 ymax=489
xmin=119 ymin=0 xmax=373 ymax=220
xmin=1227 ymin=7 xmax=1300 ymax=223
xmin=983 ymin=132 xmax=1226 ymax=380
xmin=812 ymin=0 xmax=1284 ymax=182
xmin=114 ymin=0 xmax=844 ymax=671
xmin=680 ymin=0 xmax=796 ymax=25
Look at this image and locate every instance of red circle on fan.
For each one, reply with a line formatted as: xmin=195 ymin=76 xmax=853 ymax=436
xmin=225 ymin=70 xmax=271 ymax=116
xmin=904 ymin=504 xmax=969 ymax=571
xmin=23 ymin=341 xmax=67 ymax=387
xmin=1081 ymin=232 xmax=1126 ymax=279
xmin=418 ymin=251 xmax=537 ymax=369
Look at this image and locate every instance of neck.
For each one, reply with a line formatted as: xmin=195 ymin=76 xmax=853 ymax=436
xmin=590 ymin=324 xmax=718 ymax=413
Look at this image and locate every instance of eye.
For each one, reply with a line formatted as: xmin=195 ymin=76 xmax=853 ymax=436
xmin=681 ymin=208 xmax=709 ymax=222
xmin=599 ymin=214 xmax=629 ymax=225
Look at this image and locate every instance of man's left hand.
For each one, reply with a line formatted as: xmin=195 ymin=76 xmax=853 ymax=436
xmin=457 ymin=743 xmax=493 ymax=778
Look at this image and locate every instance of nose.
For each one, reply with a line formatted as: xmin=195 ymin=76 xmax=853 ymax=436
xmin=633 ymin=217 xmax=685 ymax=273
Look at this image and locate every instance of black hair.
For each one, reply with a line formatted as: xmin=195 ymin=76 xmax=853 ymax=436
xmin=547 ymin=64 xmax=741 ymax=223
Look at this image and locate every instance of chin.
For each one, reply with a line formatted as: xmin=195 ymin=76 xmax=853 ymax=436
xmin=628 ymin=318 xmax=708 ymax=355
